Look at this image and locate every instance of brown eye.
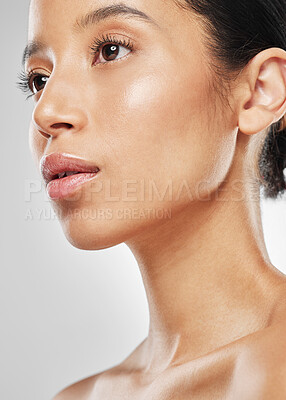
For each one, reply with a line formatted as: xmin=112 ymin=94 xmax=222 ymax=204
xmin=102 ymin=44 xmax=120 ymax=61
xmin=94 ymin=43 xmax=131 ymax=65
xmin=30 ymin=75 xmax=48 ymax=94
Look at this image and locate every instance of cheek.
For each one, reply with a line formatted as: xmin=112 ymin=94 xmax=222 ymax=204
xmin=92 ymin=63 xmax=228 ymax=201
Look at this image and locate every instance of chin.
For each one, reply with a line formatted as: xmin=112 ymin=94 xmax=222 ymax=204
xmin=59 ymin=216 xmax=125 ymax=250
xmin=57 ymin=203 xmax=173 ymax=251
xmin=57 ymin=209 xmax=147 ymax=250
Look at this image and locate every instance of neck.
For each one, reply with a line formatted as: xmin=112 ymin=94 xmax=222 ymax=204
xmin=125 ymin=141 xmax=286 ymax=374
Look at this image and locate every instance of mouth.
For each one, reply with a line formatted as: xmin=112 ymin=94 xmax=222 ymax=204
xmin=56 ymin=171 xmax=86 ymax=179
xmin=51 ymin=170 xmax=99 ymax=181
xmin=40 ymin=153 xmax=101 ymax=200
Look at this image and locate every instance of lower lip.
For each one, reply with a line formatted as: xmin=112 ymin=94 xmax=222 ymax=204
xmin=46 ymin=172 xmax=99 ymax=200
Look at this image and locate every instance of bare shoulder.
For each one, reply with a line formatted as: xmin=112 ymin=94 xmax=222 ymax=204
xmin=52 ymin=372 xmax=103 ymax=400
xmin=51 ymin=341 xmax=146 ymax=399
xmin=254 ymin=321 xmax=286 ymax=398
xmin=230 ymin=319 xmax=286 ymax=399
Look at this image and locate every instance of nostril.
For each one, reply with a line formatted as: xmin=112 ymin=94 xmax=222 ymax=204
xmin=50 ymin=122 xmax=73 ymax=130
xmin=39 ymin=130 xmax=51 ymax=139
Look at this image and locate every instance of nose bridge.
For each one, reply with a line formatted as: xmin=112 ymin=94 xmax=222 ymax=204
xmin=32 ymin=67 xmax=89 ymax=136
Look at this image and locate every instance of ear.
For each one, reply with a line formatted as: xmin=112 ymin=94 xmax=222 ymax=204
xmin=237 ymin=47 xmax=286 ymax=135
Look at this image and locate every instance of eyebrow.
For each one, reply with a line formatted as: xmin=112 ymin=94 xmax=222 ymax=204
xmin=22 ymin=41 xmax=47 ymax=67
xmin=75 ymin=3 xmax=159 ymax=31
xmin=22 ymin=3 xmax=159 ymax=66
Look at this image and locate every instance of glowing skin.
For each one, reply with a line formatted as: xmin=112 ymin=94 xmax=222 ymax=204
xmin=23 ymin=0 xmax=286 ymax=398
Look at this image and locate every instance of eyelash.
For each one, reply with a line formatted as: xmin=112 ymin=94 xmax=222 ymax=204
xmin=17 ymin=33 xmax=134 ymax=99
xmin=89 ymin=32 xmax=134 ymax=63
xmin=17 ymin=71 xmax=43 ymax=100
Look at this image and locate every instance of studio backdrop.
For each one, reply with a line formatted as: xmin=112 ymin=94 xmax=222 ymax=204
xmin=0 ymin=2 xmax=285 ymax=400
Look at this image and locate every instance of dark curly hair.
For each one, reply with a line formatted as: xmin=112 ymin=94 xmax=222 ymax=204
xmin=176 ymin=0 xmax=286 ymax=199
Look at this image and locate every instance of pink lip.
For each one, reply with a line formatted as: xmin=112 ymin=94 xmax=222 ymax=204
xmin=40 ymin=153 xmax=100 ymax=200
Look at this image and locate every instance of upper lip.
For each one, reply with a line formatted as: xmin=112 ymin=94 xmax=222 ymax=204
xmin=40 ymin=153 xmax=100 ymax=185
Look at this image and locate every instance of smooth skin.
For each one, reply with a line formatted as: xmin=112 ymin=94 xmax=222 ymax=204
xmin=24 ymin=0 xmax=286 ymax=398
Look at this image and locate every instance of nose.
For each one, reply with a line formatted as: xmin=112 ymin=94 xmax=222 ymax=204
xmin=32 ymin=79 xmax=89 ymax=138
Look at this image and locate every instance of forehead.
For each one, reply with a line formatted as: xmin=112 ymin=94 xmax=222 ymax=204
xmin=28 ymin=0 xmax=185 ymax=37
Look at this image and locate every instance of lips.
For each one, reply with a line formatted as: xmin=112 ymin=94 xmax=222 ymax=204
xmin=40 ymin=153 xmax=100 ymax=200
xmin=40 ymin=153 xmax=100 ymax=185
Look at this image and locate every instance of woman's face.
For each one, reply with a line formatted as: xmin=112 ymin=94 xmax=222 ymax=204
xmin=26 ymin=0 xmax=238 ymax=250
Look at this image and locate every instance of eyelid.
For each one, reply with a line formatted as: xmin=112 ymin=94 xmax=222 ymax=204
xmin=26 ymin=67 xmax=51 ymax=77
xmin=89 ymin=32 xmax=135 ymax=66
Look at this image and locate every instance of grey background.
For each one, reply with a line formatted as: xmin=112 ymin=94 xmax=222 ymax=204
xmin=1 ymin=2 xmax=285 ymax=400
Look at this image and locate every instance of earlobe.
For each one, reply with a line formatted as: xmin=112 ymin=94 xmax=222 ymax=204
xmin=238 ymin=48 xmax=286 ymax=136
